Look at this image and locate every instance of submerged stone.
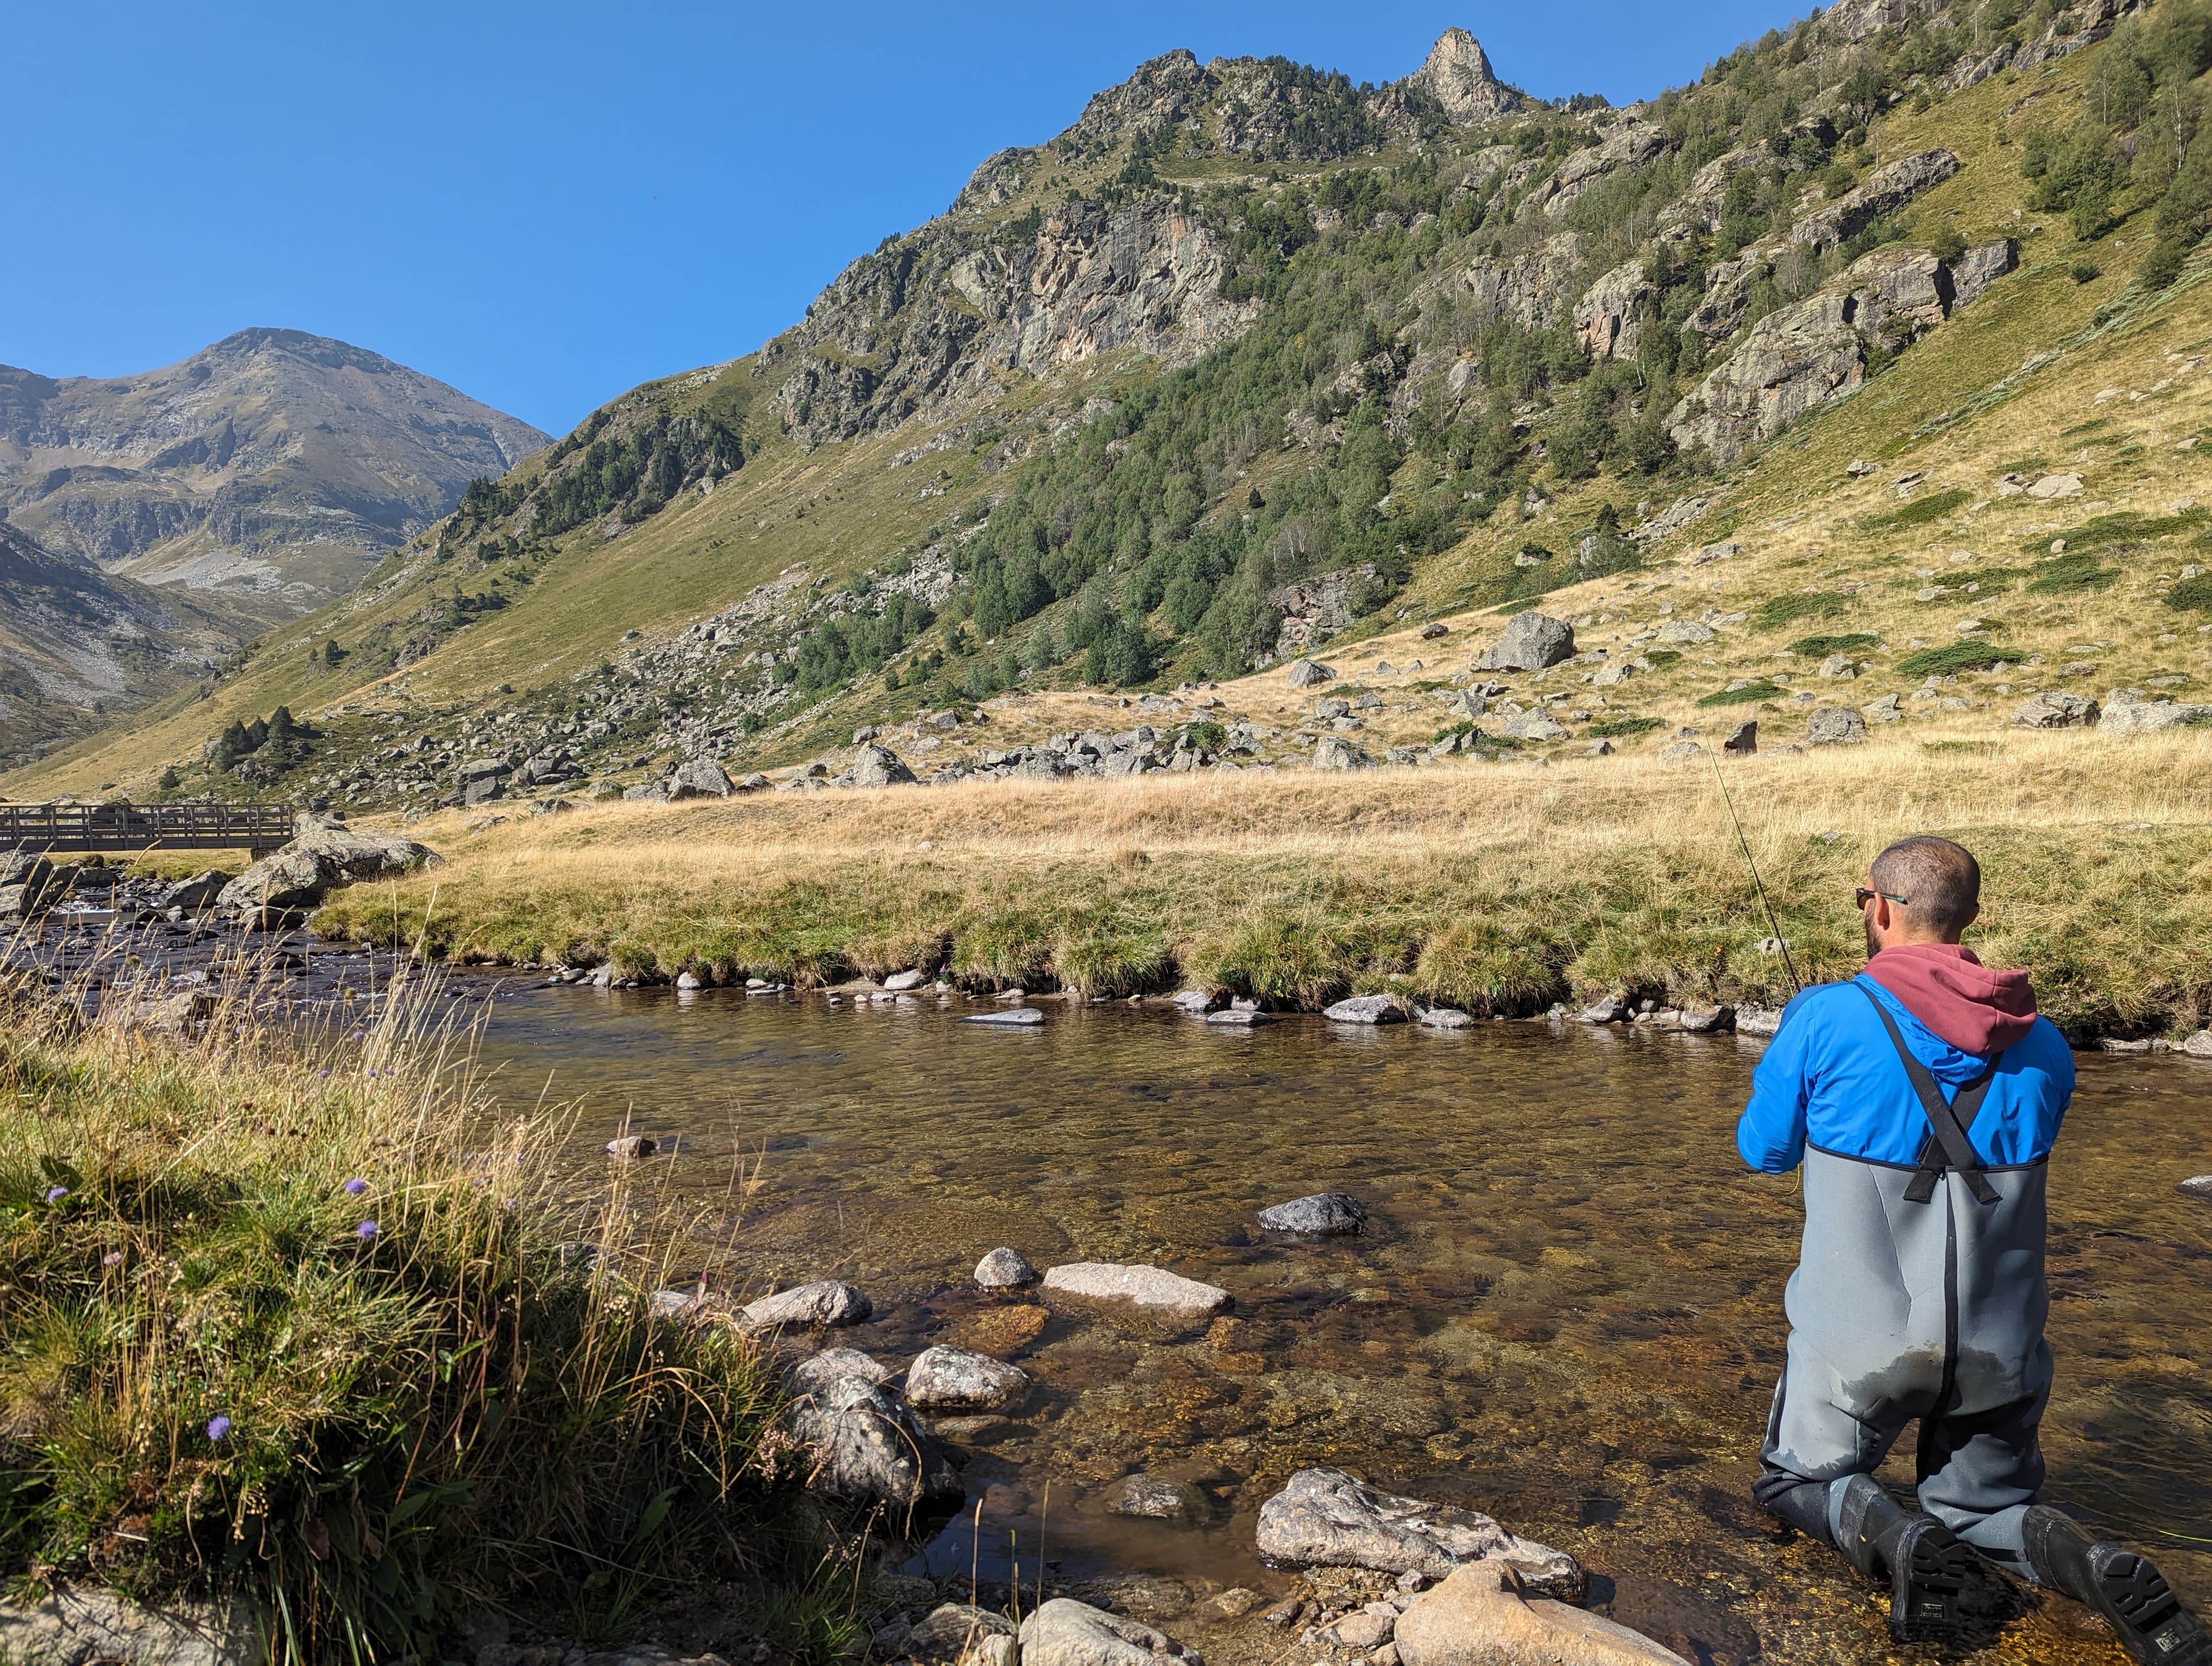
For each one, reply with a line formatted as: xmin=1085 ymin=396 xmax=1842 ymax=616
xmin=1255 ymin=1468 xmax=1583 ymax=1595
xmin=1258 ymin=1193 xmax=1367 ymax=1235
xmin=975 ymin=1246 xmax=1039 ymax=1287
xmin=905 ymin=1344 xmax=1029 ymax=1411
xmin=1041 ymin=1261 xmax=1231 ymax=1317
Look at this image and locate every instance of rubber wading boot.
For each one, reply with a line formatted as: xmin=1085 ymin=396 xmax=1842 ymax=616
xmin=2023 ymin=1506 xmax=2210 ymax=1665
xmin=1835 ymin=1475 xmax=1984 ymax=1644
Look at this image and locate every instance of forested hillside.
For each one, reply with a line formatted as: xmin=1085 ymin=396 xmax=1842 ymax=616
xmin=16 ymin=0 xmax=2212 ymax=809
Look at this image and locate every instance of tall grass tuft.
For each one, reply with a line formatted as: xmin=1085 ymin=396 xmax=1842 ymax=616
xmin=0 ymin=968 xmax=805 ymax=1662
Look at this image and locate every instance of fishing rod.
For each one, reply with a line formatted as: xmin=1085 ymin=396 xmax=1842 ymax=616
xmin=1709 ymin=750 xmax=1803 ymax=995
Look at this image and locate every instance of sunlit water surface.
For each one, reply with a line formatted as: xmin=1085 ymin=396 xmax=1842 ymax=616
xmin=471 ymin=986 xmax=2212 ymax=1664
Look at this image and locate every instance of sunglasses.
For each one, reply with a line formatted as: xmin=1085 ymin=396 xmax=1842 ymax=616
xmin=1855 ymin=887 xmax=1910 ymax=909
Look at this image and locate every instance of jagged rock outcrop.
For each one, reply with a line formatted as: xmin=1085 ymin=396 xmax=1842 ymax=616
xmin=770 ymin=199 xmax=1258 ymax=448
xmin=1407 ymin=29 xmax=1525 ymax=123
xmin=1574 ymin=258 xmax=1658 ymax=361
xmin=1540 ymin=120 xmax=1670 ymax=216
xmin=1457 ymin=234 xmax=1589 ymax=329
xmin=1668 ymin=234 xmax=2021 ymax=460
xmin=1789 ymin=149 xmax=1960 ymax=249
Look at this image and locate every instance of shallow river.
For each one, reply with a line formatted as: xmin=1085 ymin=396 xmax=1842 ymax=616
xmin=472 ymin=986 xmax=2212 ymax=1664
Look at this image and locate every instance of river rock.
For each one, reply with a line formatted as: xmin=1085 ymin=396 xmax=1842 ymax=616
xmin=792 ymin=1348 xmax=895 ymax=1393
xmin=1679 ymin=1006 xmax=1734 ymax=1034
xmin=963 ymin=1007 xmax=1045 ymax=1026
xmin=1393 ymin=1562 xmax=1689 ymax=1666
xmin=2182 ymin=1031 xmax=2212 ymax=1059
xmin=1111 ymin=1475 xmax=1208 ymax=1522
xmin=1041 ymin=1262 xmax=1232 ymax=1317
xmin=1018 ymin=1600 xmax=1200 ymax=1666
xmin=1806 ymin=707 xmax=1867 ymax=746
xmin=666 ymin=758 xmax=735 ymax=800
xmin=1286 ymin=658 xmax=1336 ymax=689
xmin=1735 ymin=1004 xmax=1784 ymax=1037
xmin=908 ymin=1605 xmax=1017 ymax=1663
xmin=739 ymin=1279 xmax=872 ymax=1330
xmin=1577 ymin=994 xmax=1628 ymax=1023
xmin=883 ymin=969 xmax=927 ymax=991
xmin=1420 ymin=1007 xmax=1475 ymax=1028
xmin=851 ymin=744 xmax=918 ymax=788
xmin=1253 ymin=1468 xmax=1584 ymax=1595
xmin=1169 ymin=988 xmax=1220 ymax=1013
xmin=217 ymin=827 xmax=439 ymax=914
xmin=2012 ymin=690 xmax=2100 ymax=728
xmin=975 ymin=1246 xmax=1039 ymax=1287
xmin=605 ymin=1135 xmax=658 ymax=1159
xmin=906 ymin=1344 xmax=1030 ymax=1411
xmin=1206 ymin=1008 xmax=1271 ymax=1026
xmin=1475 ymin=612 xmax=1576 ymax=672
xmin=1258 ymin=1193 xmax=1367 ymax=1235
xmin=787 ymin=1353 xmax=960 ymax=1510
xmin=1324 ymin=994 xmax=1404 ymax=1024
xmin=156 ymin=870 xmax=230 ymax=912
xmin=1325 ymin=1611 xmax=1397 ymax=1650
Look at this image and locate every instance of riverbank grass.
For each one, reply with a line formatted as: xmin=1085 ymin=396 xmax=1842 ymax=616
xmin=316 ymin=727 xmax=2212 ymax=1040
xmin=0 ymin=980 xmax=808 ymax=1661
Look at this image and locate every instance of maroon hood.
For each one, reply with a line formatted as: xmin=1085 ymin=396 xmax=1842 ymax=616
xmin=1866 ymin=943 xmax=2039 ymax=1056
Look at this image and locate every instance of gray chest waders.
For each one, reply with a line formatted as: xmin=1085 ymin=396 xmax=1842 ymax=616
xmin=1755 ymin=985 xmax=2051 ymax=1569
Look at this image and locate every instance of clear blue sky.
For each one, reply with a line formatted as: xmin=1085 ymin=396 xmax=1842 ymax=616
xmin=0 ymin=1 xmax=1804 ymax=438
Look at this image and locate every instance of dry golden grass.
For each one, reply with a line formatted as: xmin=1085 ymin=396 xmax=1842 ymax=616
xmin=319 ymin=726 xmax=2212 ymax=1037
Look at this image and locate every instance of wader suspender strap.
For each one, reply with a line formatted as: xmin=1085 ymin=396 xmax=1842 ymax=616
xmin=1855 ymin=983 xmax=2002 ymax=1206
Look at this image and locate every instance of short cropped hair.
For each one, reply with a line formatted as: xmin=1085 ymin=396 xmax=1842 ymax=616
xmin=1872 ymin=836 xmax=1982 ymax=936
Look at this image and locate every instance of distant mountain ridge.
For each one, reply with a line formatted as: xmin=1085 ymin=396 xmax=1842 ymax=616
xmin=0 ymin=328 xmax=546 ymax=765
xmin=0 ymin=328 xmax=548 ymax=620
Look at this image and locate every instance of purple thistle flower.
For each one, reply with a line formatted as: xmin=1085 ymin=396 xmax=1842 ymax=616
xmin=356 ymin=1220 xmax=379 ymax=1241
xmin=317 ymin=1068 xmax=331 ymax=1079
xmin=46 ymin=1186 xmax=68 ymax=1205
xmin=365 ymin=1068 xmax=380 ymax=1079
xmin=349 ymin=1030 xmax=366 ymax=1042
xmin=344 ymin=1177 xmax=368 ymax=1196
xmin=207 ymin=1414 xmax=232 ymax=1440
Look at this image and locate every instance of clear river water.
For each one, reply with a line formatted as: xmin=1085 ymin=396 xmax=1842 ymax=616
xmin=471 ymin=984 xmax=2212 ymax=1665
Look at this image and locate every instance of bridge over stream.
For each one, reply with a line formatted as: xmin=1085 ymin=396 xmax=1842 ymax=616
xmin=0 ymin=803 xmax=295 ymax=861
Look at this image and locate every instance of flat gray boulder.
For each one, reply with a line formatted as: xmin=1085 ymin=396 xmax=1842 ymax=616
xmin=217 ymin=827 xmax=438 ymax=914
xmin=1258 ymin=1193 xmax=1367 ymax=1235
xmin=666 ymin=758 xmax=736 ymax=800
xmin=1475 ymin=612 xmax=1575 ymax=672
xmin=1419 ymin=1007 xmax=1475 ymax=1028
xmin=975 ymin=1246 xmax=1039 ymax=1287
xmin=2013 ymin=690 xmax=2101 ymax=729
xmin=1254 ymin=1467 xmax=1584 ymax=1595
xmin=905 ymin=1344 xmax=1029 ymax=1411
xmin=1041 ymin=1262 xmax=1231 ymax=1317
xmin=1324 ymin=994 xmax=1403 ymax=1024
xmin=1019 ymin=1600 xmax=1199 ymax=1666
xmin=1806 ymin=706 xmax=1868 ymax=746
xmin=738 ymin=1279 xmax=872 ymax=1330
xmin=786 ymin=1351 xmax=960 ymax=1510
xmin=0 ymin=1584 xmax=260 ymax=1666
xmin=963 ymin=1007 xmax=1044 ymax=1026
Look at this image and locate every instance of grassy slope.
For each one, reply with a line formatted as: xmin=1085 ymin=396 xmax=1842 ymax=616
xmin=317 ymin=727 xmax=2212 ymax=1039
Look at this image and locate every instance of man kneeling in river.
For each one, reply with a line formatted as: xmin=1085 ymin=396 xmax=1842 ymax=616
xmin=1738 ymin=835 xmax=2205 ymax=1660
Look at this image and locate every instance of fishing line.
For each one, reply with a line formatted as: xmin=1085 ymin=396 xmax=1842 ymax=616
xmin=1709 ymin=751 xmax=1802 ymax=995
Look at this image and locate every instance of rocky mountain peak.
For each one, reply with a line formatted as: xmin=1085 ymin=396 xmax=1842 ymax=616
xmin=1412 ymin=27 xmax=1524 ymax=124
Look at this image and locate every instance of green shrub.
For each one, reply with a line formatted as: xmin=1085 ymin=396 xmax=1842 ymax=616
xmin=2165 ymin=574 xmax=2212 ymax=612
xmin=1754 ymin=591 xmax=1849 ymax=630
xmin=2024 ymin=554 xmax=2119 ymax=594
xmin=1695 ymin=680 xmax=1785 ymax=707
xmin=2071 ymin=260 xmax=2104 ymax=283
xmin=1894 ymin=642 xmax=2017 ymax=676
xmin=1861 ymin=488 xmax=1974 ymax=530
xmin=1790 ymin=632 xmax=1881 ymax=657
xmin=1588 ymin=716 xmax=1664 ymax=738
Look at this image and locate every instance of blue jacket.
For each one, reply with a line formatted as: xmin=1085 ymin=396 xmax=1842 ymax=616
xmin=1738 ymin=975 xmax=2075 ymax=1174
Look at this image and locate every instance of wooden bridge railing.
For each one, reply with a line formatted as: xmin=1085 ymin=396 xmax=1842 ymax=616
xmin=0 ymin=803 xmax=296 ymax=858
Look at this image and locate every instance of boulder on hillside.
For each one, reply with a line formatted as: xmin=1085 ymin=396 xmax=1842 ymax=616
xmin=1807 ymin=707 xmax=1868 ymax=746
xmin=2101 ymin=697 xmax=2212 ymax=735
xmin=666 ymin=758 xmax=735 ymax=800
xmin=1789 ymin=149 xmax=1960 ymax=249
xmin=851 ymin=745 xmax=918 ymax=789
xmin=1667 ymin=292 xmax=1864 ymax=463
xmin=1475 ymin=611 xmax=1576 ymax=671
xmin=2013 ymin=690 xmax=2100 ymax=728
xmin=1949 ymin=238 xmax=2020 ymax=308
xmin=1313 ymin=736 xmax=1364 ymax=771
xmin=217 ymin=828 xmax=439 ymax=915
xmin=1285 ymin=657 xmax=1336 ymax=689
